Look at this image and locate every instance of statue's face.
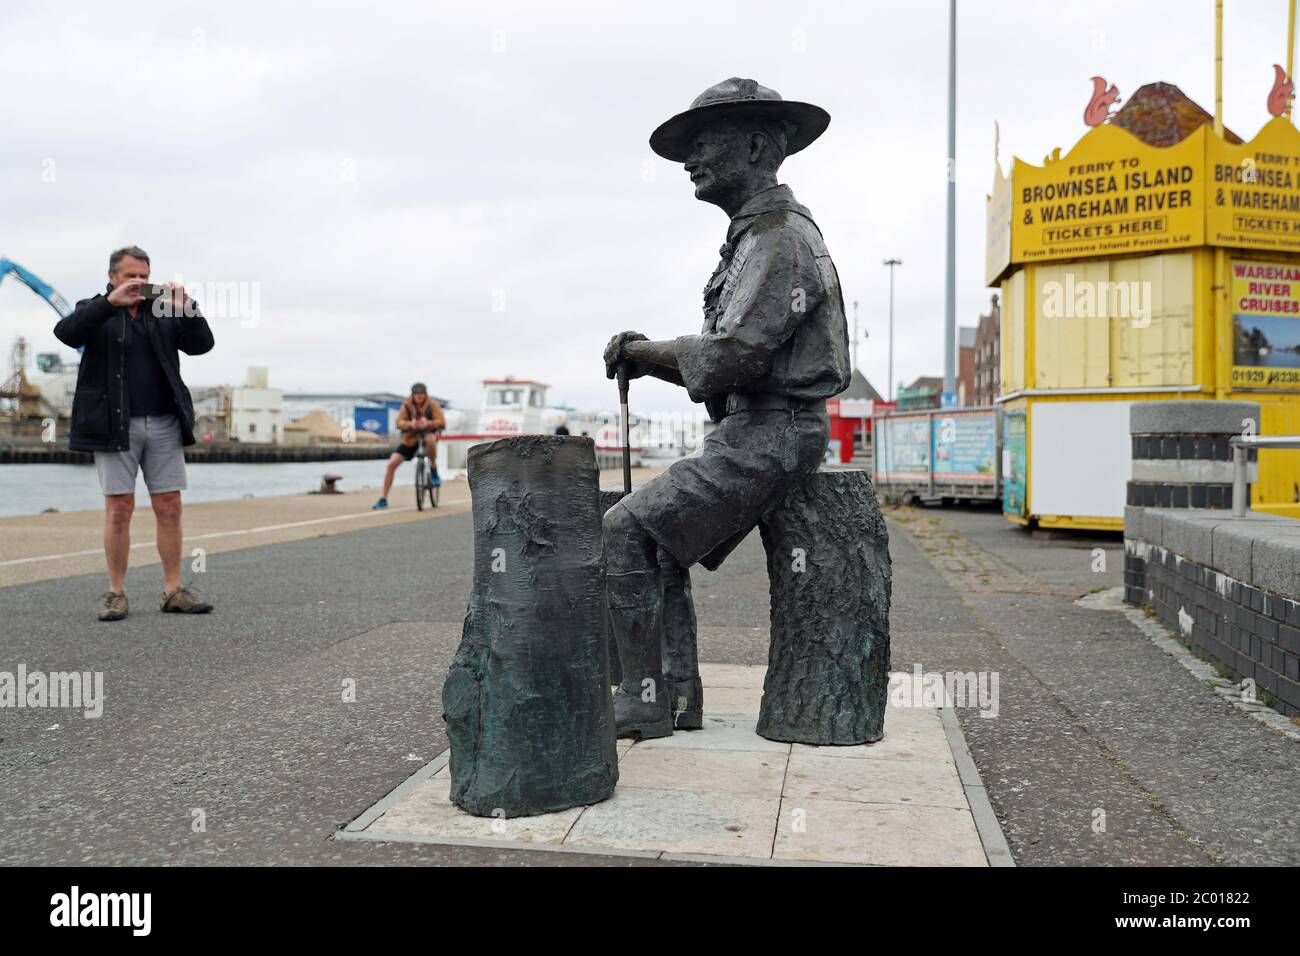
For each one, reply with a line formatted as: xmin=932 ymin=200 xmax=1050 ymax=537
xmin=682 ymin=122 xmax=752 ymax=205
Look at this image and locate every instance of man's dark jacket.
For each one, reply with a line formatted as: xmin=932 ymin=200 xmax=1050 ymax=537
xmin=53 ymin=291 xmax=215 ymax=452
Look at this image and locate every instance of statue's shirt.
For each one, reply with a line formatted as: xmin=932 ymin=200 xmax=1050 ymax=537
xmin=673 ymin=184 xmax=852 ymax=415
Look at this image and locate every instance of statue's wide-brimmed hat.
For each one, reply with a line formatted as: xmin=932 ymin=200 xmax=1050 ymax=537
xmin=650 ymin=77 xmax=830 ymax=163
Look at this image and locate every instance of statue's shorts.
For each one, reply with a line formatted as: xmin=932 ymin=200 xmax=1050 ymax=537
xmin=621 ymin=405 xmax=830 ymax=571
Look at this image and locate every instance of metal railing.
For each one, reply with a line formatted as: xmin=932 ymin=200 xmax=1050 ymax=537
xmin=1230 ymin=435 xmax=1300 ymax=517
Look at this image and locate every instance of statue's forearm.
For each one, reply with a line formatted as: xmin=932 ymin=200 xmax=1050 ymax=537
xmin=625 ymin=339 xmax=679 ymax=371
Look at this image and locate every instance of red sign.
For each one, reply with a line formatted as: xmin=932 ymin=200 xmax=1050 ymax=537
xmin=482 ymin=417 xmax=522 ymax=435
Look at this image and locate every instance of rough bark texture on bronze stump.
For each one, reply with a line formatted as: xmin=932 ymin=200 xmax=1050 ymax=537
xmin=756 ymin=469 xmax=891 ymax=745
xmin=442 ymin=436 xmax=618 ymax=817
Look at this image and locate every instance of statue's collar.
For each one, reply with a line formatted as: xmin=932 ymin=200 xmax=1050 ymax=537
xmin=726 ymin=184 xmax=810 ymax=245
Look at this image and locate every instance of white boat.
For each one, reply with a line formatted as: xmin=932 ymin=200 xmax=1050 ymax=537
xmin=564 ymin=408 xmax=648 ymax=468
xmin=437 ymin=378 xmax=647 ymax=477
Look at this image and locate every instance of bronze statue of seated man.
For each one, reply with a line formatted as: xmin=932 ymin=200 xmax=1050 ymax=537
xmin=602 ymin=78 xmax=851 ymax=739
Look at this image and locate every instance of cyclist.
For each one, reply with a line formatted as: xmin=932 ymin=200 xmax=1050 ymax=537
xmin=373 ymin=382 xmax=445 ymax=509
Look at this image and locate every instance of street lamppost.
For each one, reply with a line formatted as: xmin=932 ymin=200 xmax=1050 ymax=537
xmin=883 ymin=258 xmax=902 ymax=401
xmin=943 ymin=0 xmax=957 ymax=407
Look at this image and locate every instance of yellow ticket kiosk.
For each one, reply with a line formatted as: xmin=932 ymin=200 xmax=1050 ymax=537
xmin=988 ymin=96 xmax=1300 ymax=530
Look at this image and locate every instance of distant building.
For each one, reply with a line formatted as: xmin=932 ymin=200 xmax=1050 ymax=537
xmin=825 ymin=368 xmax=886 ymax=463
xmin=957 ymin=326 xmax=977 ymax=406
xmin=974 ymin=293 xmax=1001 ymax=407
xmin=281 ymin=391 xmax=409 ymax=428
xmin=838 ymin=367 xmax=883 ymax=404
xmin=230 ymin=367 xmax=283 ymax=444
xmin=895 ymin=376 xmax=943 ymax=411
xmin=283 ymin=409 xmax=383 ymax=446
xmin=190 ymin=377 xmax=434 ymax=445
xmin=191 ymin=386 xmax=229 ymax=442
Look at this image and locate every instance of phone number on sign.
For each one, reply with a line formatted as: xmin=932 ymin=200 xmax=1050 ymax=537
xmin=1232 ymin=367 xmax=1300 ymax=387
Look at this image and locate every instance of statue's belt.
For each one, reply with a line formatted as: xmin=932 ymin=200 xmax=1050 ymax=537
xmin=725 ymin=393 xmax=824 ymax=415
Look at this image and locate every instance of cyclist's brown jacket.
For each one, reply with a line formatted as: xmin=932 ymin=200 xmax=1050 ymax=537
xmin=395 ymin=397 xmax=445 ymax=447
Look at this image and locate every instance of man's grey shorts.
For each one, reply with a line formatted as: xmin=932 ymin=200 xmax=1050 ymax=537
xmin=94 ymin=415 xmax=188 ymax=496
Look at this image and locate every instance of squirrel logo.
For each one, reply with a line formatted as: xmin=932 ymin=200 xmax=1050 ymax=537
xmin=1268 ymin=64 xmax=1294 ymax=117
xmin=1084 ymin=76 xmax=1121 ymax=126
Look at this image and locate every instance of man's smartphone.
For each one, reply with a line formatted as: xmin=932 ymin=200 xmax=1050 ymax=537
xmin=136 ymin=283 xmax=167 ymax=300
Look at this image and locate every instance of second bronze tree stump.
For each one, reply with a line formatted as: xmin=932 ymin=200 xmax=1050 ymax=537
xmin=756 ymin=469 xmax=891 ymax=745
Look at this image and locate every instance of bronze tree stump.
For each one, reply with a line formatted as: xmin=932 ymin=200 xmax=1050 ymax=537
xmin=756 ymin=469 xmax=891 ymax=745
xmin=443 ymin=436 xmax=618 ymax=817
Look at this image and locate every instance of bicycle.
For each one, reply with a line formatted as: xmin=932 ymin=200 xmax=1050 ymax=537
xmin=414 ymin=435 xmax=440 ymax=511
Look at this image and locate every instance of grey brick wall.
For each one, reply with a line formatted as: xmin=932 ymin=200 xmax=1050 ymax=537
xmin=1121 ymin=401 xmax=1299 ymax=716
xmin=1125 ymin=532 xmax=1300 ymax=717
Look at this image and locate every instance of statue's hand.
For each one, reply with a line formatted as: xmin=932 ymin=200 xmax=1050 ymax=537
xmin=604 ymin=331 xmax=648 ymax=379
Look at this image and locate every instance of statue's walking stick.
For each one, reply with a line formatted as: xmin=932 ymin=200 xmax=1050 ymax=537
xmin=617 ymin=362 xmax=632 ymax=495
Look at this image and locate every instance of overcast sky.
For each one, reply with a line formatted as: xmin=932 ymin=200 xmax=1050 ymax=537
xmin=2 ymin=0 xmax=1297 ymax=413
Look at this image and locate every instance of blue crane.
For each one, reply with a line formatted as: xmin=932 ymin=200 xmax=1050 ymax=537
xmin=0 ymin=257 xmax=73 ymax=318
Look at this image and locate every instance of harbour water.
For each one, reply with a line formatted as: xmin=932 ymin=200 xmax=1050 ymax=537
xmin=0 ymin=459 xmax=401 ymax=518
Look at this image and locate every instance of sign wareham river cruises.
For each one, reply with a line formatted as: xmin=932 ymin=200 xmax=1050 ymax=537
xmin=1231 ymin=258 xmax=1300 ymax=390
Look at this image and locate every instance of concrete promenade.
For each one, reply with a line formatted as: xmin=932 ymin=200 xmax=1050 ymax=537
xmin=2 ymin=477 xmax=1298 ymax=865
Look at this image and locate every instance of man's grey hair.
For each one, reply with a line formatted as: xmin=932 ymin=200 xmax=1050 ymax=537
xmin=108 ymin=245 xmax=150 ymax=273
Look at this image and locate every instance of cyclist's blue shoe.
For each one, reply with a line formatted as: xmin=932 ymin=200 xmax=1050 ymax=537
xmin=431 ymin=470 xmax=442 ymax=487
xmin=372 ymin=498 xmax=388 ymax=510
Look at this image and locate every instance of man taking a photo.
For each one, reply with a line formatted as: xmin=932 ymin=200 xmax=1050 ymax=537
xmin=54 ymin=245 xmax=216 ymax=622
xmin=372 ymin=382 xmax=444 ymax=510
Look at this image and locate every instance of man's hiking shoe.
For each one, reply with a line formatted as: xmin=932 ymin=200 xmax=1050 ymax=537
xmin=372 ymin=498 xmax=388 ymax=510
xmin=161 ymin=587 xmax=213 ymax=614
xmin=98 ymin=591 xmax=129 ymax=622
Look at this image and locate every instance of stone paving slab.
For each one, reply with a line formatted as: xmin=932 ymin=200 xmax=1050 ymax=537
xmin=616 ymin=746 xmax=787 ymax=796
xmin=565 ymin=786 xmax=780 ymax=858
xmin=376 ymin=777 xmax=583 ymax=843
xmin=340 ymin=666 xmax=997 ymax=866
xmin=703 ymin=686 xmax=764 ymax=715
xmin=784 ymin=750 xmax=968 ymax=809
xmin=773 ymin=799 xmax=987 ymax=866
xmin=696 ymin=662 xmax=767 ymax=688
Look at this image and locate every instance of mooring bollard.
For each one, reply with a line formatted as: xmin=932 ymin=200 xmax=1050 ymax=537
xmin=442 ymin=435 xmax=618 ymax=818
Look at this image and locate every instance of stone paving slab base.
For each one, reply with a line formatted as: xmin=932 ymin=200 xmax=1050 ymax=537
xmin=337 ymin=665 xmax=999 ymax=866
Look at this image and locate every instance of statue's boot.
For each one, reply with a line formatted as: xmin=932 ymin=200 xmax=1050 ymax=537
xmin=661 ymin=555 xmax=703 ymax=730
xmin=608 ymin=568 xmax=672 ymax=740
